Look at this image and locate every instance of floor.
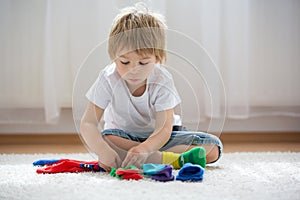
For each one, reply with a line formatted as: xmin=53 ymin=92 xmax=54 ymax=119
xmin=1 ymin=132 xmax=300 ymax=154
xmin=1 ymin=142 xmax=300 ymax=154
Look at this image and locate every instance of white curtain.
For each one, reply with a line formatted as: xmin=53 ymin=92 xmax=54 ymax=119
xmin=0 ymin=0 xmax=117 ymax=124
xmin=0 ymin=0 xmax=299 ymax=126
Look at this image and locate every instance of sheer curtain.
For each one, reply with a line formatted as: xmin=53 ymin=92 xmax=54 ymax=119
xmin=0 ymin=0 xmax=117 ymax=124
xmin=0 ymin=0 xmax=299 ymax=129
xmin=167 ymin=0 xmax=300 ymax=124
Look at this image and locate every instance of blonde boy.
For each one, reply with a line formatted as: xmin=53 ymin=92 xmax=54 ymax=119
xmin=80 ymin=3 xmax=222 ymax=172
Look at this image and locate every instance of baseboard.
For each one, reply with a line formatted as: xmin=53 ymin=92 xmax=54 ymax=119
xmin=1 ymin=108 xmax=300 ymax=133
xmin=219 ymin=132 xmax=300 ymax=143
xmin=0 ymin=132 xmax=299 ymax=145
xmin=0 ymin=134 xmax=82 ymax=145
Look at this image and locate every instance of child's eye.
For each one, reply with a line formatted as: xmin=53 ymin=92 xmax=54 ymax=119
xmin=139 ymin=62 xmax=149 ymax=65
xmin=120 ymin=61 xmax=130 ymax=65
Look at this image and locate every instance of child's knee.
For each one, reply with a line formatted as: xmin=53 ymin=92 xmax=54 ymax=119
xmin=103 ymin=134 xmax=122 ymax=143
xmin=206 ymin=145 xmax=220 ymax=164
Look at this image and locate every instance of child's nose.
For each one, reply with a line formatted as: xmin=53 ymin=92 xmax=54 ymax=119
xmin=129 ymin=65 xmax=140 ymax=74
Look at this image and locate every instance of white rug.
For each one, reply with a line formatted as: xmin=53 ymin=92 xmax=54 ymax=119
xmin=0 ymin=152 xmax=300 ymax=200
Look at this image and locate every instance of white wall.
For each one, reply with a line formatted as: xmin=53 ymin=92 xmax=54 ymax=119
xmin=0 ymin=0 xmax=299 ymax=133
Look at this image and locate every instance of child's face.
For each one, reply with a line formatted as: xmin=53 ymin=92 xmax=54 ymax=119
xmin=115 ymin=51 xmax=157 ymax=87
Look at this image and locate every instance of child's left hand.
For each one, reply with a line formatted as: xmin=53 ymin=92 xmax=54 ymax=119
xmin=122 ymin=145 xmax=150 ymax=168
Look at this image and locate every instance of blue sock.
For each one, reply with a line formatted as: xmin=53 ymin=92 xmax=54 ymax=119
xmin=33 ymin=159 xmax=61 ymax=166
xmin=142 ymin=163 xmax=166 ymax=175
xmin=176 ymin=163 xmax=204 ymax=182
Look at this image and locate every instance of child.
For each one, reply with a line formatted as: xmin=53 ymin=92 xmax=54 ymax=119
xmin=80 ymin=3 xmax=223 ymax=172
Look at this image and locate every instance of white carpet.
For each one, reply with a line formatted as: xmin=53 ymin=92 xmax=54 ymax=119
xmin=0 ymin=152 xmax=300 ymax=200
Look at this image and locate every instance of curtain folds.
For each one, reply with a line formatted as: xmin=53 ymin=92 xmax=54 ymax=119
xmin=0 ymin=0 xmax=299 ymax=125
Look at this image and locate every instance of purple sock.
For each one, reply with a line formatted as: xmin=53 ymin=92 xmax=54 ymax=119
xmin=151 ymin=165 xmax=174 ymax=182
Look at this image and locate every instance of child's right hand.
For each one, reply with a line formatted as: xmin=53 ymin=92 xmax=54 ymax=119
xmin=98 ymin=146 xmax=122 ymax=172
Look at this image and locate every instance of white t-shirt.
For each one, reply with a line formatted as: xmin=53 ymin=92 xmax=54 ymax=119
xmin=86 ymin=62 xmax=182 ymax=133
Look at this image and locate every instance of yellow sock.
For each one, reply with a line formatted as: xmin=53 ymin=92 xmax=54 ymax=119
xmin=162 ymin=152 xmax=181 ymax=169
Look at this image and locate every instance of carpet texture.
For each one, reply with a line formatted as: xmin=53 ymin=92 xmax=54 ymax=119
xmin=0 ymin=152 xmax=299 ymax=200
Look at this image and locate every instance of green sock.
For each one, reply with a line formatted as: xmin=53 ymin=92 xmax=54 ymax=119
xmin=179 ymin=147 xmax=206 ymax=168
xmin=162 ymin=147 xmax=206 ymax=169
xmin=110 ymin=168 xmax=121 ymax=179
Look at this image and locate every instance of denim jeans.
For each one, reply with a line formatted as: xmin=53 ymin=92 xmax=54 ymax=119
xmin=102 ymin=126 xmax=223 ymax=163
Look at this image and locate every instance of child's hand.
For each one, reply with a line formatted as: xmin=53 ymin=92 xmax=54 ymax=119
xmin=98 ymin=146 xmax=122 ymax=172
xmin=121 ymin=145 xmax=150 ymax=168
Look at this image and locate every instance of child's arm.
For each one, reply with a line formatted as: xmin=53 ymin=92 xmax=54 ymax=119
xmin=80 ymin=102 xmax=122 ymax=171
xmin=143 ymin=108 xmax=174 ymax=151
xmin=122 ymin=108 xmax=174 ymax=167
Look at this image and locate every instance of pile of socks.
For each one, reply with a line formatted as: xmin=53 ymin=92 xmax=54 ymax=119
xmin=33 ymin=147 xmax=207 ymax=182
xmin=33 ymin=159 xmax=205 ymax=182
xmin=141 ymin=163 xmax=204 ymax=182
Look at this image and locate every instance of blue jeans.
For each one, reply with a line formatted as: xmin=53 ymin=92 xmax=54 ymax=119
xmin=102 ymin=126 xmax=223 ymax=163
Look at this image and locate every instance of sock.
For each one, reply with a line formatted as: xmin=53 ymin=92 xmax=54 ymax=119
xmin=142 ymin=163 xmax=166 ymax=175
xmin=176 ymin=163 xmax=205 ymax=182
xmin=33 ymin=159 xmax=61 ymax=166
xmin=150 ymin=165 xmax=174 ymax=182
xmin=111 ymin=166 xmax=143 ymax=180
xmin=110 ymin=168 xmax=122 ymax=179
xmin=162 ymin=152 xmax=181 ymax=169
xmin=119 ymin=172 xmax=143 ymax=180
xmin=179 ymin=147 xmax=206 ymax=168
xmin=143 ymin=163 xmax=174 ymax=182
xmin=33 ymin=159 xmax=105 ymax=174
xmin=162 ymin=147 xmax=206 ymax=169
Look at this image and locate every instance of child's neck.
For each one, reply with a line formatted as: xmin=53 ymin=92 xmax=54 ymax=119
xmin=126 ymin=81 xmax=147 ymax=97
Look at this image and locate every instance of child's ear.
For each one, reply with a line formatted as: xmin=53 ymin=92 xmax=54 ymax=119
xmin=155 ymin=56 xmax=160 ymax=64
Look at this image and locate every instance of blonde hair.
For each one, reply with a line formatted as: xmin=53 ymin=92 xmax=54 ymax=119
xmin=108 ymin=3 xmax=167 ymax=63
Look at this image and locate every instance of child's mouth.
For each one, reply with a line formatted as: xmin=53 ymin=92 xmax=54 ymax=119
xmin=129 ymin=79 xmax=140 ymax=82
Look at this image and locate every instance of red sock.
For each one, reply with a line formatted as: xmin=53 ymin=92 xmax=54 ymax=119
xmin=116 ymin=168 xmax=143 ymax=180
xmin=36 ymin=159 xmax=104 ymax=174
